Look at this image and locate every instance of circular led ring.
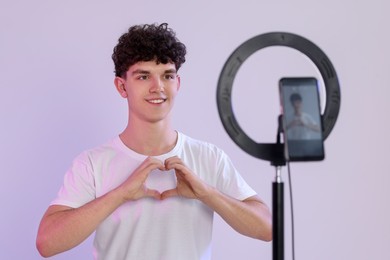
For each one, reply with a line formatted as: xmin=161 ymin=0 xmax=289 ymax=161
xmin=217 ymin=32 xmax=341 ymax=161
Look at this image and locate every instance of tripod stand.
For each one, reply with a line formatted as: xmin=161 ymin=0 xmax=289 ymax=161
xmin=272 ymin=165 xmax=285 ymax=260
xmin=271 ymin=116 xmax=287 ymax=260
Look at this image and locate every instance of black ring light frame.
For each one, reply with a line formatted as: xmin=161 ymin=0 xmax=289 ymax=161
xmin=216 ymin=32 xmax=341 ymax=260
xmin=217 ymin=32 xmax=341 ymax=164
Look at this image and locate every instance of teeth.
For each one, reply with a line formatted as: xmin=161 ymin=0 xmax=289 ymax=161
xmin=148 ymin=99 xmax=164 ymax=104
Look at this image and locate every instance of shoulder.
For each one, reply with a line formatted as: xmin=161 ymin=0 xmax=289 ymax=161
xmin=73 ymin=137 xmax=122 ymax=164
xmin=180 ymin=132 xmax=221 ymax=151
xmin=178 ymin=132 xmax=228 ymax=161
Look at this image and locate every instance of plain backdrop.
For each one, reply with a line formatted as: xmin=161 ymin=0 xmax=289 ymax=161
xmin=1 ymin=0 xmax=389 ymax=259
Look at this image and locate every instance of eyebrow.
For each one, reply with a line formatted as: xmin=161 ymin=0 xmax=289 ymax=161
xmin=131 ymin=69 xmax=149 ymax=75
xmin=164 ymin=69 xmax=177 ymax=74
xmin=131 ymin=69 xmax=177 ymax=75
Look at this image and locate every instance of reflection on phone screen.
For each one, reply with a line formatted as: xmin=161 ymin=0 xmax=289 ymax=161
xmin=280 ymin=77 xmax=325 ymax=161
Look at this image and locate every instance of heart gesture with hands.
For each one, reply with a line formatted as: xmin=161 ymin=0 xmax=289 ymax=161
xmin=118 ymin=156 xmax=211 ymax=202
xmin=118 ymin=156 xmax=165 ymax=201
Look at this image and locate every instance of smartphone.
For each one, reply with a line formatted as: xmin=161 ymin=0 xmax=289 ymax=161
xmin=279 ymin=77 xmax=325 ymax=161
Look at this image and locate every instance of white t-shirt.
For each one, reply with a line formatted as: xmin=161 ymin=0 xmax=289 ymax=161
xmin=286 ymin=112 xmax=320 ymax=140
xmin=52 ymin=132 xmax=257 ymax=260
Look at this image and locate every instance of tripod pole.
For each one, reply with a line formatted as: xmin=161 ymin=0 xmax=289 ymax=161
xmin=273 ymin=166 xmax=284 ymax=260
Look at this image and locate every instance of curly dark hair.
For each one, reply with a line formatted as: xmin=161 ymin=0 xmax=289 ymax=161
xmin=112 ymin=23 xmax=187 ymax=78
xmin=290 ymin=93 xmax=302 ymax=104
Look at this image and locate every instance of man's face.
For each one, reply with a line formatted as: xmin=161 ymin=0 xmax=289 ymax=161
xmin=292 ymin=99 xmax=302 ymax=111
xmin=116 ymin=61 xmax=181 ymax=124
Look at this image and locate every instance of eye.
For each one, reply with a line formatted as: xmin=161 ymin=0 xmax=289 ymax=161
xmin=164 ymin=74 xmax=176 ymax=80
xmin=137 ymin=75 xmax=149 ymax=80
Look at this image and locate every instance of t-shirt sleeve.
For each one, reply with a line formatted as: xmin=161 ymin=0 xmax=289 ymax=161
xmin=215 ymin=149 xmax=257 ymax=201
xmin=50 ymin=152 xmax=96 ymax=208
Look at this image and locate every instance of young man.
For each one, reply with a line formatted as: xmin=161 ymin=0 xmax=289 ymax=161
xmin=286 ymin=93 xmax=321 ymax=139
xmin=36 ymin=23 xmax=272 ymax=260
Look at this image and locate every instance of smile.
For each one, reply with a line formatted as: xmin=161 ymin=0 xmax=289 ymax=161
xmin=147 ymin=98 xmax=166 ymax=104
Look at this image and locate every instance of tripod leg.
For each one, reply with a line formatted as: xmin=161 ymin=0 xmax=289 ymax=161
xmin=273 ymin=181 xmax=284 ymax=260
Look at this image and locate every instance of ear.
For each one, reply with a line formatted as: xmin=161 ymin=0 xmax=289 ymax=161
xmin=176 ymin=75 xmax=181 ymax=91
xmin=114 ymin=77 xmax=128 ymax=98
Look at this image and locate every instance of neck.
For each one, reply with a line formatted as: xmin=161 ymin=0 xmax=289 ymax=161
xmin=119 ymin=117 xmax=177 ymax=156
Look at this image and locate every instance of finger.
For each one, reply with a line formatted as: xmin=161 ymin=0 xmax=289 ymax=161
xmin=168 ymin=163 xmax=190 ymax=176
xmin=161 ymin=189 xmax=179 ymax=200
xmin=164 ymin=156 xmax=182 ymax=167
xmin=144 ymin=157 xmax=165 ymax=170
xmin=165 ymin=159 xmax=186 ymax=171
xmin=145 ymin=188 xmax=162 ymax=200
xmin=136 ymin=157 xmax=165 ymax=178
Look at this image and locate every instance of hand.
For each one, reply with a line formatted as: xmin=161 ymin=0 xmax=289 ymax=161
xmin=161 ymin=156 xmax=211 ymax=200
xmin=287 ymin=118 xmax=304 ymax=129
xmin=293 ymin=118 xmax=304 ymax=126
xmin=117 ymin=157 xmax=165 ymax=201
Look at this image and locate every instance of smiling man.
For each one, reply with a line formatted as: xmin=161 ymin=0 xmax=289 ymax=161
xmin=36 ymin=23 xmax=272 ymax=260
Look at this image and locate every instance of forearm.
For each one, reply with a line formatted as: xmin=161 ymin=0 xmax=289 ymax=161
xmin=307 ymin=123 xmax=321 ymax=132
xmin=36 ymin=188 xmax=125 ymax=257
xmin=37 ymin=157 xmax=165 ymax=257
xmin=200 ymin=188 xmax=272 ymax=241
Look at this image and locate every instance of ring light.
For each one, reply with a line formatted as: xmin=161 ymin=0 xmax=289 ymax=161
xmin=217 ymin=32 xmax=341 ymax=162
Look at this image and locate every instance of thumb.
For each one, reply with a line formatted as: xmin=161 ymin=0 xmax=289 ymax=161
xmin=161 ymin=189 xmax=179 ymax=200
xmin=145 ymin=188 xmax=162 ymax=200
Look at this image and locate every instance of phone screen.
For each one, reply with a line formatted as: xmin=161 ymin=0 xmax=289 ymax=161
xmin=279 ymin=77 xmax=325 ymax=161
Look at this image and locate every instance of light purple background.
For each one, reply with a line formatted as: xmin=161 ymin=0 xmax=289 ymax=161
xmin=1 ymin=1 xmax=389 ymax=259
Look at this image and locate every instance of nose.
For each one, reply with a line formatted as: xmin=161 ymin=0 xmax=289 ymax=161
xmin=149 ymin=78 xmax=164 ymax=93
